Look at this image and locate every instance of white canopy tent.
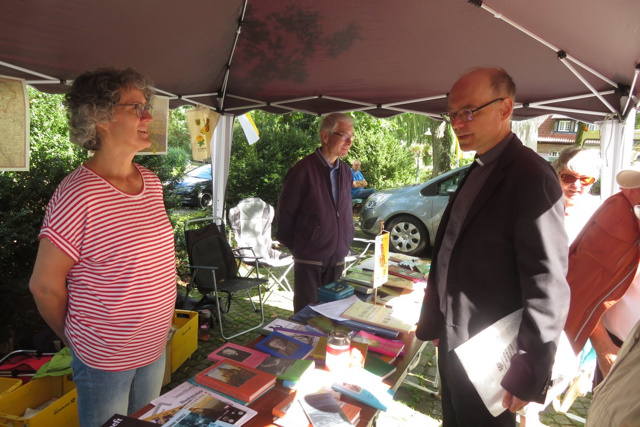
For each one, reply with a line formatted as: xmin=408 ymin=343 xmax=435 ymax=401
xmin=1 ymin=0 xmax=638 ymax=213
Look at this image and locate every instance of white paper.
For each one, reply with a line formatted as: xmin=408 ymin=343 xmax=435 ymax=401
xmin=454 ymin=309 xmax=579 ymax=417
xmin=310 ymin=295 xmax=361 ymax=321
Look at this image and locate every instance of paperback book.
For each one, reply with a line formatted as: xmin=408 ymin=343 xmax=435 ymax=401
xmin=298 ymin=392 xmax=353 ymax=427
xmin=331 ymin=368 xmax=394 ymax=411
xmin=273 ymin=392 xmax=361 ymax=427
xmin=317 ymin=281 xmax=355 ymax=302
xmin=258 ymin=317 xmax=308 ymax=336
xmin=363 ymin=353 xmax=396 ymax=380
xmin=207 ymin=342 xmax=269 ymax=368
xmin=352 ymin=330 xmax=405 ymax=358
xmin=255 ymin=331 xmax=314 ymax=359
xmin=291 ymin=305 xmax=400 ymax=339
xmin=341 ymin=268 xmax=373 ymax=286
xmin=341 ymin=300 xmax=413 ymax=333
xmin=384 ymin=275 xmax=415 ymax=290
xmin=388 ymin=265 xmax=426 ymax=282
xmin=140 ymin=381 xmax=257 ymax=426
xmin=194 ymin=359 xmax=276 ymax=404
xmin=255 ymin=357 xmax=315 ymax=382
xmin=163 ymin=392 xmax=250 ymax=427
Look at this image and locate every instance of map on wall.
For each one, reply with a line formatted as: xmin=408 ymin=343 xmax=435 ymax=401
xmin=138 ymin=95 xmax=169 ymax=155
xmin=0 ymin=76 xmax=29 ymax=171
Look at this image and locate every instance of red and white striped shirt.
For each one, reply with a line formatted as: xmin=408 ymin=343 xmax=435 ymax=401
xmin=40 ymin=163 xmax=176 ymax=371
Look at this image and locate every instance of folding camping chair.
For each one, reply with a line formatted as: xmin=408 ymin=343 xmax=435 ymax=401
xmin=184 ymin=217 xmax=267 ymax=340
xmin=343 ymin=237 xmax=376 ymax=273
xmin=228 ymin=198 xmax=294 ymax=302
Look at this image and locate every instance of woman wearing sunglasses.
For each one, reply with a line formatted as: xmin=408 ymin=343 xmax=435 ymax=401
xmin=552 ymin=147 xmax=601 ymax=243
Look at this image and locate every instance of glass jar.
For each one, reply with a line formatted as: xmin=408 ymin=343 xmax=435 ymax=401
xmin=325 ymin=329 xmax=352 ymax=373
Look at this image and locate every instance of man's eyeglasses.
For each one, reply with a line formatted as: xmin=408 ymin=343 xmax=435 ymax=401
xmin=115 ymin=103 xmax=153 ymax=118
xmin=441 ymin=98 xmax=504 ymax=123
xmin=332 ymin=132 xmax=355 ymax=143
xmin=560 ymin=173 xmax=596 ymax=186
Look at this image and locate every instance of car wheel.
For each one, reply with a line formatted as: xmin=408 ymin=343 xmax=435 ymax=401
xmin=199 ymin=192 xmax=213 ymax=208
xmin=386 ymin=215 xmax=428 ymax=256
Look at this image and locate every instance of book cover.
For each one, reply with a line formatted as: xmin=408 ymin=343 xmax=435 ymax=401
xmin=384 ymin=275 xmax=415 ymax=290
xmin=331 ymin=369 xmax=394 ymax=412
xmin=207 ymin=342 xmax=269 ymax=368
xmin=317 ymin=281 xmax=355 ymax=302
xmin=298 ymin=392 xmax=353 ymax=426
xmin=341 ymin=300 xmax=413 ymax=333
xmin=258 ymin=317 xmax=308 ymax=336
xmin=363 ymin=353 xmax=396 ymax=380
xmin=389 ymin=253 xmax=420 ymax=263
xmin=163 ymin=392 xmax=250 ymax=427
xmin=256 ymin=357 xmax=315 ymax=382
xmin=140 ymin=381 xmax=257 ymax=425
xmin=388 ymin=265 xmax=426 ymax=282
xmin=194 ymin=359 xmax=276 ymax=404
xmin=341 ymin=268 xmax=373 ymax=286
xmin=101 ymin=414 xmax=155 ymax=426
xmin=352 ymin=330 xmax=405 ymax=358
xmin=292 ymin=305 xmax=400 ymax=339
xmin=372 ymin=230 xmax=389 ymax=288
xmin=273 ymin=394 xmax=360 ymax=426
xmin=255 ymin=331 xmax=314 ymax=359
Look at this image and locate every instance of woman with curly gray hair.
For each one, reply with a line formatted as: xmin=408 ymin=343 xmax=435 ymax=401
xmin=29 ymin=67 xmax=176 ymax=426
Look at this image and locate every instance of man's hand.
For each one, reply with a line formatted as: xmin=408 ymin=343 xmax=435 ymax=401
xmin=502 ymin=390 xmax=528 ymax=413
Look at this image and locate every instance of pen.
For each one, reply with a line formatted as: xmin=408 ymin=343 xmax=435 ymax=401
xmin=273 ymin=327 xmax=327 ymax=337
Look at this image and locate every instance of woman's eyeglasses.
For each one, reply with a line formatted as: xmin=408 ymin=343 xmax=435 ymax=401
xmin=560 ymin=173 xmax=595 ymax=186
xmin=115 ymin=103 xmax=153 ymax=118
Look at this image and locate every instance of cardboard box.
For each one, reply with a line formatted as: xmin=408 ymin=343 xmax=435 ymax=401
xmin=0 ymin=378 xmax=21 ymax=398
xmin=170 ymin=310 xmax=198 ymax=373
xmin=0 ymin=375 xmax=78 ymax=427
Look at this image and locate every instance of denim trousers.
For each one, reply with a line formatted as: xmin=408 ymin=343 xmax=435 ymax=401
xmin=70 ymin=347 xmax=166 ymax=427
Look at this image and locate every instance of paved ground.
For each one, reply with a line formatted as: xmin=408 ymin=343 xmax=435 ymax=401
xmin=167 ymin=282 xmax=591 ymax=426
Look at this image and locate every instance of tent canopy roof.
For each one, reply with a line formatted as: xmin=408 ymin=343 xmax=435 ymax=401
xmin=1 ymin=0 xmax=638 ymax=122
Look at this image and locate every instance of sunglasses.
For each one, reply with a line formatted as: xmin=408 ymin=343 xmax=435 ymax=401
xmin=560 ymin=173 xmax=595 ymax=186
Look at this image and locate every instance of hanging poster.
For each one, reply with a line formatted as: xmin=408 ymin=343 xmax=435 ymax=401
xmin=138 ymin=95 xmax=169 ymax=155
xmin=0 ymin=75 xmax=29 ymax=171
xmin=186 ymin=106 xmax=221 ymax=161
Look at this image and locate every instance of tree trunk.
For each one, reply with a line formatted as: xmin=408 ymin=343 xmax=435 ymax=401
xmin=432 ymin=120 xmax=454 ymax=177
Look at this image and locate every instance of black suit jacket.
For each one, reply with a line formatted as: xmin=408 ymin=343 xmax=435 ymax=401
xmin=416 ymin=134 xmax=570 ymax=403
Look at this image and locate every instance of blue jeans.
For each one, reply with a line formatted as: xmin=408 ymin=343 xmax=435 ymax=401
xmin=70 ymin=347 xmax=166 ymax=427
xmin=352 ymin=188 xmax=375 ymax=200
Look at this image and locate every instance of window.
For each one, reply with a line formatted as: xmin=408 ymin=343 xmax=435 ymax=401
xmin=555 ymin=120 xmax=574 ymax=133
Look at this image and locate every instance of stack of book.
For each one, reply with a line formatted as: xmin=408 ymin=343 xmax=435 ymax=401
xmin=352 ymin=330 xmax=405 ymax=358
xmin=194 ymin=359 xmax=277 ymax=405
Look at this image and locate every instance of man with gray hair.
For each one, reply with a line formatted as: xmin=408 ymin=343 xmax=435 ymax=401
xmin=276 ymin=113 xmax=356 ymax=312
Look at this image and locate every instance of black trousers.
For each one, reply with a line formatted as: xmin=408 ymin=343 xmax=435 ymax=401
xmin=439 ymin=339 xmax=517 ymax=427
xmin=292 ymin=259 xmax=344 ymax=313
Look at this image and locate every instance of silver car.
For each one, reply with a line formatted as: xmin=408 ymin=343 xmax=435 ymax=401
xmin=360 ymin=165 xmax=469 ymax=256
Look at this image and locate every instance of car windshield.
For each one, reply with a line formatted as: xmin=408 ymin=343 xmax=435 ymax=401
xmin=188 ymin=165 xmax=211 ymax=180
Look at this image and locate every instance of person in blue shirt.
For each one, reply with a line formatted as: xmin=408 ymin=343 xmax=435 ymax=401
xmin=351 ymin=160 xmax=375 ymax=200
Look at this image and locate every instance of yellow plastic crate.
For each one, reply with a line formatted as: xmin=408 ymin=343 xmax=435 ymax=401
xmin=0 ymin=375 xmax=78 ymax=427
xmin=0 ymin=378 xmax=21 ymax=398
xmin=170 ymin=310 xmax=198 ymax=373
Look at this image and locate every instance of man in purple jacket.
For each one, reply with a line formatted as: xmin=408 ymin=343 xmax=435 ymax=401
xmin=276 ymin=113 xmax=356 ymax=313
